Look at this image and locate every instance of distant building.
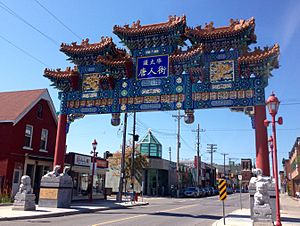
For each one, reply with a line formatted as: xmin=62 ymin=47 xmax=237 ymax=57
xmin=240 ymin=158 xmax=253 ymax=191
xmin=279 ymin=170 xmax=285 ymax=193
xmin=65 ymin=152 xmax=108 ymax=200
xmin=0 ymin=89 xmax=57 ymax=198
xmin=139 ymin=130 xmax=174 ymax=196
xmin=282 ymin=158 xmax=292 ymax=195
xmin=106 ymin=130 xmax=195 ymax=196
xmin=283 ymin=137 xmax=300 ymax=197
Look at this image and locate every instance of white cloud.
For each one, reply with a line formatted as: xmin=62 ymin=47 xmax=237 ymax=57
xmin=281 ymin=1 xmax=300 ymax=52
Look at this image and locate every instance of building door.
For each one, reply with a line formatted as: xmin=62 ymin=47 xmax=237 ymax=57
xmin=33 ymin=165 xmax=43 ymax=202
xmin=26 ymin=164 xmax=35 ymax=185
xmin=12 ymin=169 xmax=22 ymax=197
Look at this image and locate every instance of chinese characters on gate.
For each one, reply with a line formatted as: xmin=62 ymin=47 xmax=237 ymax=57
xmin=137 ymin=55 xmax=169 ymax=79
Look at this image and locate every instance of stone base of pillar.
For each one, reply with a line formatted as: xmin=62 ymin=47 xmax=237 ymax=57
xmin=12 ymin=193 xmax=36 ymax=211
xmin=38 ymin=167 xmax=73 ymax=208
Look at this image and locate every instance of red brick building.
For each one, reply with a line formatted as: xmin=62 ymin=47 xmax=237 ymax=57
xmin=0 ymin=89 xmax=57 ymax=198
xmin=240 ymin=158 xmax=253 ymax=191
xmin=283 ymin=137 xmax=300 ymax=197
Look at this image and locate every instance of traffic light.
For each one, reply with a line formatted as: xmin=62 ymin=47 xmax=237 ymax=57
xmin=134 ymin=134 xmax=139 ymax=141
xmin=104 ymin=151 xmax=113 ymax=159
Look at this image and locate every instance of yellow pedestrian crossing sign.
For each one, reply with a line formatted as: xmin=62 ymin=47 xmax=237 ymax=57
xmin=218 ymin=179 xmax=227 ymax=201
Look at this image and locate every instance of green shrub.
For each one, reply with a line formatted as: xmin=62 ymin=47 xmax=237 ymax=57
xmin=0 ymin=185 xmax=12 ymax=203
xmin=0 ymin=194 xmax=12 ymax=203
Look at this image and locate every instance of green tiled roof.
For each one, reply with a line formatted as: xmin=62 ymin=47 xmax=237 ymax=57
xmin=140 ymin=129 xmax=162 ymax=145
xmin=139 ymin=129 xmax=162 ymax=158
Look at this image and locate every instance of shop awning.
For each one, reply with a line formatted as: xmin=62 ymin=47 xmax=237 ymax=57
xmin=71 ymin=165 xmax=109 ymax=174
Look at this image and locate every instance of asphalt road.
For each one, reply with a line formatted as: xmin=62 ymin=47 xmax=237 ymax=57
xmin=0 ymin=193 xmax=249 ymax=226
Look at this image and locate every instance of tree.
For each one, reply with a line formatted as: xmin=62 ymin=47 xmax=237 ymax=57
xmin=108 ymin=143 xmax=149 ymax=191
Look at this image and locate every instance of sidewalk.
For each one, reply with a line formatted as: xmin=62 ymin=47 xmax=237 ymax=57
xmin=0 ymin=198 xmax=148 ymax=221
xmin=212 ymin=194 xmax=300 ymax=226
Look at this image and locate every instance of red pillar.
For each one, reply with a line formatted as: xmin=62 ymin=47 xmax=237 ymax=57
xmin=254 ymin=105 xmax=270 ymax=176
xmin=53 ymin=114 xmax=67 ymax=172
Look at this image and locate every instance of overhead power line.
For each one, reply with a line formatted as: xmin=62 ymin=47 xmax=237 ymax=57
xmin=281 ymin=102 xmax=300 ymax=106
xmin=0 ymin=34 xmax=48 ymax=66
xmin=180 ymin=135 xmax=195 ymax=152
xmin=33 ymin=0 xmax=82 ymax=40
xmin=0 ymin=1 xmax=59 ymax=46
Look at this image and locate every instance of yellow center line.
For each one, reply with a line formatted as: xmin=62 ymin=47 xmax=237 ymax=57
xmin=91 ymin=203 xmax=199 ymax=226
xmin=159 ymin=203 xmax=199 ymax=212
xmin=92 ymin=214 xmax=146 ymax=226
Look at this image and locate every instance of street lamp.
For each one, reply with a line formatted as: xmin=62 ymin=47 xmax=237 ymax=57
xmin=268 ymin=136 xmax=275 ymax=178
xmin=264 ymin=92 xmax=283 ymax=226
xmin=89 ymin=139 xmax=98 ymax=202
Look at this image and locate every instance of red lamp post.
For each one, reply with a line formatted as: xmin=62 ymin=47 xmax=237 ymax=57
xmin=89 ymin=139 xmax=98 ymax=202
xmin=268 ymin=136 xmax=275 ymax=178
xmin=264 ymin=93 xmax=283 ymax=226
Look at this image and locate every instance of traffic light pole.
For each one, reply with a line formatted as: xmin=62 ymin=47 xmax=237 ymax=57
xmin=117 ymin=113 xmax=127 ymax=202
xmin=207 ymin=144 xmax=217 ymax=187
xmin=192 ymin=124 xmax=205 ymax=187
xmin=131 ymin=112 xmax=136 ymax=201
xmin=220 ymin=153 xmax=228 ymax=178
xmin=172 ymin=110 xmax=184 ymax=198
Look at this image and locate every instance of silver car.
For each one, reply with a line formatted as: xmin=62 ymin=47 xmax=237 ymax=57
xmin=184 ymin=187 xmax=201 ymax=197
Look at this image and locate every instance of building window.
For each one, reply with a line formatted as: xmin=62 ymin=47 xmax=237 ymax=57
xmin=37 ymin=104 xmax=43 ymax=119
xmin=40 ymin=129 xmax=48 ymax=151
xmin=24 ymin=125 xmax=33 ymax=148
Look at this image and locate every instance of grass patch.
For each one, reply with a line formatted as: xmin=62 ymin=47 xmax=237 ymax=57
xmin=0 ymin=194 xmax=12 ymax=203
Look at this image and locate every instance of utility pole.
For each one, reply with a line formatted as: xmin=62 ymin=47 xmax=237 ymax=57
xmin=169 ymin=147 xmax=172 ymax=162
xmin=207 ymin=144 xmax=217 ymax=187
xmin=131 ymin=112 xmax=136 ymax=201
xmin=192 ymin=124 xmax=205 ymax=187
xmin=117 ymin=113 xmax=127 ymax=202
xmin=220 ymin=153 xmax=229 ymax=178
xmin=172 ymin=110 xmax=185 ymax=197
xmin=228 ymin=158 xmax=232 ymax=174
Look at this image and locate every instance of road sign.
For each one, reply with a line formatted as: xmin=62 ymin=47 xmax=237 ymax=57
xmin=238 ymin=175 xmax=242 ymax=180
xmin=218 ymin=179 xmax=227 ymax=201
xmin=218 ymin=179 xmax=227 ymax=225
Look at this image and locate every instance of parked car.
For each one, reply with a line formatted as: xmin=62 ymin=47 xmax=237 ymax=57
xmin=235 ymin=188 xmax=241 ymax=193
xmin=226 ymin=187 xmax=233 ymax=194
xmin=203 ymin=187 xmax=211 ymax=196
xmin=213 ymin=188 xmax=219 ymax=195
xmin=208 ymin=187 xmax=217 ymax=196
xmin=242 ymin=188 xmax=249 ymax=193
xmin=198 ymin=188 xmax=205 ymax=197
xmin=184 ymin=187 xmax=201 ymax=197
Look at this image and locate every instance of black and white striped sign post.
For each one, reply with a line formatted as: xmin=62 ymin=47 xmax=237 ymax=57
xmin=218 ymin=179 xmax=227 ymax=225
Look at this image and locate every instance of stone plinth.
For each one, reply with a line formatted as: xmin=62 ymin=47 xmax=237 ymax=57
xmin=250 ymin=178 xmax=276 ymax=223
xmin=252 ymin=204 xmax=273 ymax=225
xmin=249 ymin=169 xmax=277 ymax=225
xmin=38 ymin=174 xmax=72 ymax=208
xmin=12 ymin=193 xmax=36 ymax=211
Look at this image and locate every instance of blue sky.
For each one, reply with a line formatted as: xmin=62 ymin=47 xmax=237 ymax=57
xmin=1 ymin=0 xmax=300 ymax=171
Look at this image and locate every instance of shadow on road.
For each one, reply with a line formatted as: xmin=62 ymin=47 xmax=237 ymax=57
xmin=152 ymin=211 xmax=222 ymax=220
xmin=281 ymin=217 xmax=300 ymax=223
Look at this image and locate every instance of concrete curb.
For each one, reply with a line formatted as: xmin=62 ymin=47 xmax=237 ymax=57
xmin=291 ymin=197 xmax=300 ymax=202
xmin=0 ymin=203 xmax=13 ymax=207
xmin=0 ymin=202 xmax=149 ymax=221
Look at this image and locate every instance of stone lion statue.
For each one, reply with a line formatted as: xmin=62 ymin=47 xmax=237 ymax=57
xmin=251 ymin=168 xmax=271 ymax=206
xmin=60 ymin=166 xmax=71 ymax=177
xmin=45 ymin=165 xmax=61 ymax=177
xmin=18 ymin=175 xmax=32 ymax=194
